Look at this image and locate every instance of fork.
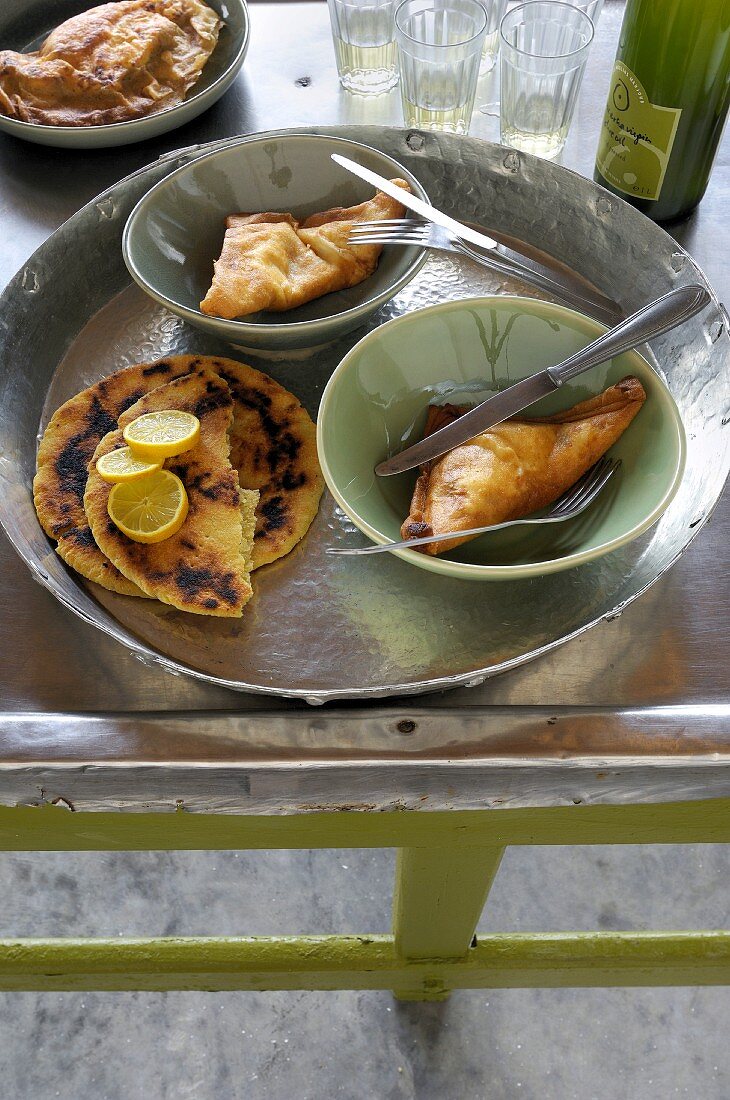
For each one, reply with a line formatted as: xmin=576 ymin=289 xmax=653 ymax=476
xmin=327 ymin=457 xmax=620 ymax=556
xmin=348 ymin=219 xmax=622 ymax=326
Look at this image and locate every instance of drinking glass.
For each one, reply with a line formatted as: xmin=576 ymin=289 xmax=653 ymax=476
xmin=500 ymin=1 xmax=594 ymax=160
xmin=573 ymin=0 xmax=603 ymax=23
xmin=395 ymin=0 xmax=488 ymax=134
xmin=480 ymin=0 xmax=506 ymax=75
xmin=327 ymin=0 xmax=399 ymax=95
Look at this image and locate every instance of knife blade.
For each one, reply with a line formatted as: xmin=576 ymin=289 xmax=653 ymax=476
xmin=331 ymin=152 xmax=501 ymax=252
xmin=375 ymin=372 xmax=560 ymax=476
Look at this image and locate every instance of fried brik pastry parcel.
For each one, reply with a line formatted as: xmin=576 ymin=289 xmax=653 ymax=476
xmin=199 ymin=182 xmax=411 ymax=319
xmin=402 ymin=376 xmax=647 ymax=556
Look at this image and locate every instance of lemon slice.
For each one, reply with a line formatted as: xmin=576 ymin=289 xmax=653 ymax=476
xmin=107 ymin=470 xmax=188 ymax=544
xmin=122 ymin=410 xmax=200 ymax=460
xmin=95 ymin=446 xmax=162 ymax=484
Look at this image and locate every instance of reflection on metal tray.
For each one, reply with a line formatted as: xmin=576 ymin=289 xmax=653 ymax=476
xmin=0 ymin=127 xmax=727 ymax=702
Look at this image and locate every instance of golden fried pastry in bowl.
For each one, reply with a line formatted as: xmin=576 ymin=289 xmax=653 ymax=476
xmin=199 ymin=185 xmax=412 ymax=321
xmin=0 ymin=0 xmax=248 ymax=147
xmin=402 ymin=379 xmax=647 ymax=557
xmin=317 ymin=296 xmax=686 ymax=580
xmin=122 ymin=134 xmax=430 ymax=353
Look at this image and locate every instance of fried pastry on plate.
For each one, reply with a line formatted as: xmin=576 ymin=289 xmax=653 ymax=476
xmin=402 ymin=376 xmax=647 ymax=556
xmin=199 ymin=182 xmax=411 ymax=319
xmin=0 ymin=0 xmax=220 ymax=127
xmin=85 ymin=367 xmax=258 ymax=617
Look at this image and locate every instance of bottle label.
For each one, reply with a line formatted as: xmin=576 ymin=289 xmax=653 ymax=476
xmin=596 ymin=61 xmax=682 ymax=202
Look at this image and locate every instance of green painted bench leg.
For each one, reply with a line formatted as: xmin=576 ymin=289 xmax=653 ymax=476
xmin=392 ymin=845 xmax=505 ymax=1000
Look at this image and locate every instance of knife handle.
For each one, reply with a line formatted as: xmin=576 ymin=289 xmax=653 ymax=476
xmin=548 ymin=284 xmax=711 ymax=385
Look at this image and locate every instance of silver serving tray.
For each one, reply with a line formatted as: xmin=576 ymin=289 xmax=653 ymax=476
xmin=0 ymin=127 xmax=727 ymax=703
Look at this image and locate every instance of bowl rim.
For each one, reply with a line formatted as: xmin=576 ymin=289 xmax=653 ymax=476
xmin=121 ymin=132 xmax=431 ymax=336
xmin=317 ymin=294 xmax=688 ymax=581
xmin=0 ymin=0 xmax=250 ymax=138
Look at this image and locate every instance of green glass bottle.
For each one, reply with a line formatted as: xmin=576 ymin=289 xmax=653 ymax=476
xmin=594 ymin=0 xmax=730 ymax=222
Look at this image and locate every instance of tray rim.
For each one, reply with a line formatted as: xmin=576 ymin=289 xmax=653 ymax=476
xmin=1 ymin=125 xmax=728 ymax=704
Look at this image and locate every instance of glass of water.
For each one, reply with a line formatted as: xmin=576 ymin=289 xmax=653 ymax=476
xmin=327 ymin=0 xmax=399 ymax=95
xmin=395 ymin=0 xmax=488 ymax=134
xmin=500 ymin=1 xmax=594 ymax=160
xmin=480 ymin=0 xmax=506 ymax=75
xmin=573 ymin=0 xmax=603 ymax=23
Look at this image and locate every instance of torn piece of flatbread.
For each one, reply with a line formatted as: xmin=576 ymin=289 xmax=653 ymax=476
xmin=211 ymin=358 xmax=323 ymax=568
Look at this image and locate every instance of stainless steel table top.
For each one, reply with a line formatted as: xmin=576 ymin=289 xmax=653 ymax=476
xmin=0 ymin=1 xmax=727 ymax=812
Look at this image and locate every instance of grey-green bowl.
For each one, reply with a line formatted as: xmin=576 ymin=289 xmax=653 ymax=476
xmin=122 ymin=133 xmax=430 ymax=354
xmin=0 ymin=0 xmax=249 ymax=149
xmin=318 ymin=295 xmax=687 ymax=581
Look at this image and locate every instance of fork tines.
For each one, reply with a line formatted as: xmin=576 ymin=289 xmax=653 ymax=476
xmin=550 ymin=457 xmax=620 ymax=516
xmin=348 ymin=219 xmax=428 ymax=247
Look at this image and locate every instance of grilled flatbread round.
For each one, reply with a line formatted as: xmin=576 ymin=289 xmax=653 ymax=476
xmin=85 ymin=368 xmax=258 ymax=617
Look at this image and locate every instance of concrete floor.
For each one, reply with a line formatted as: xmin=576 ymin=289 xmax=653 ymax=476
xmin=0 ymin=844 xmax=727 ymax=1099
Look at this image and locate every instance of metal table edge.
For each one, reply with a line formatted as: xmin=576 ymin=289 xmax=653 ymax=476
xmin=0 ymin=703 xmax=726 ymax=813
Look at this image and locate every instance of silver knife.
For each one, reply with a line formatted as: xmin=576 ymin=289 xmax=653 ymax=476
xmin=332 ymin=151 xmax=505 ymax=251
xmin=331 ymin=153 xmax=621 ymax=324
xmin=374 ymin=284 xmax=711 ymax=476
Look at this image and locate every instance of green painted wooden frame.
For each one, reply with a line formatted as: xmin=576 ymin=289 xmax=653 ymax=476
xmin=0 ymin=800 xmax=728 ymax=996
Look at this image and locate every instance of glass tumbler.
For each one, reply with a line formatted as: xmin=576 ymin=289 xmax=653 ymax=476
xmin=572 ymin=0 xmax=603 ymax=23
xmin=327 ymin=0 xmax=399 ymax=95
xmin=500 ymin=1 xmax=594 ymax=159
xmin=395 ymin=0 xmax=488 ymax=135
xmin=480 ymin=0 xmax=506 ymax=74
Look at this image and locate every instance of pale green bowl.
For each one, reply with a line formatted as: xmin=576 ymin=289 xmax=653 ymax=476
xmin=317 ymin=296 xmax=686 ymax=581
xmin=123 ymin=133 xmax=429 ymax=353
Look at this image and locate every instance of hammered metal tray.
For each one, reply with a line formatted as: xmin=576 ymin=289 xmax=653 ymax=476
xmin=0 ymin=127 xmax=727 ymax=702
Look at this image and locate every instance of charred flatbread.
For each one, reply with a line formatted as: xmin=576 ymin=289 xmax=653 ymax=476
xmin=84 ymin=367 xmax=257 ymax=617
xmin=34 ymin=354 xmax=322 ymax=591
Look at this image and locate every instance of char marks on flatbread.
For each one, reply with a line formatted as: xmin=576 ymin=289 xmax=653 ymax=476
xmin=84 ymin=368 xmax=257 ymax=617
